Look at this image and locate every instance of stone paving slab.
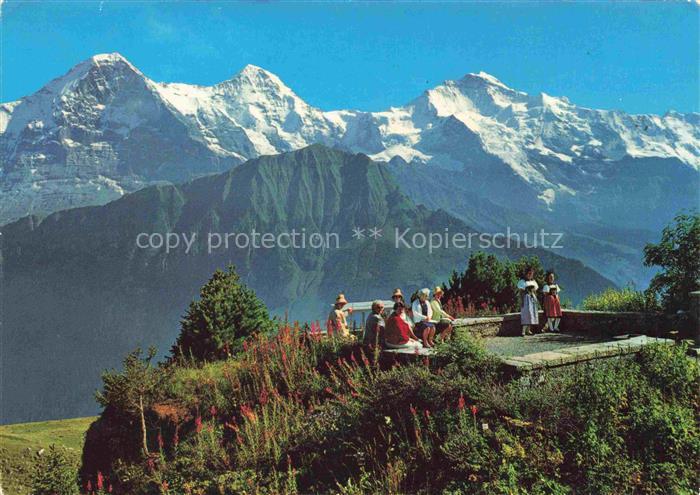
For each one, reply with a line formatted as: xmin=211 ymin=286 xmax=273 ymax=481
xmin=556 ymin=343 xmax=622 ymax=359
xmin=506 ymin=351 xmax=581 ymax=366
xmin=502 ymin=336 xmax=674 ymax=373
xmin=383 ymin=335 xmax=675 ymax=371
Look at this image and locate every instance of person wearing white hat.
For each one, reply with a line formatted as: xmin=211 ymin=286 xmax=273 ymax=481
xmin=412 ymin=288 xmax=437 ymax=347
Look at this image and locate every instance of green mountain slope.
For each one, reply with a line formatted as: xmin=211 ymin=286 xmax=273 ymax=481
xmin=1 ymin=145 xmax=615 ymax=424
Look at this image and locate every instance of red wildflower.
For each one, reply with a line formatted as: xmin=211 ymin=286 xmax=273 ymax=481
xmin=409 ymin=405 xmax=417 ymax=416
xmin=458 ymin=394 xmax=466 ymax=411
xmin=210 ymin=405 xmax=217 ymax=417
xmin=194 ymin=414 xmax=203 ymax=434
xmin=470 ymin=405 xmax=478 ymax=416
xmin=424 ymin=409 xmax=431 ymax=419
xmin=108 ymin=484 xmax=113 ymax=493
xmin=96 ymin=471 xmax=104 ymax=490
xmin=86 ymin=480 xmax=93 ymax=492
xmin=360 ymin=351 xmax=370 ymax=367
xmin=162 ymin=480 xmax=169 ymax=492
xmin=259 ymin=387 xmax=269 ymax=405
xmin=240 ymin=403 xmax=256 ymax=422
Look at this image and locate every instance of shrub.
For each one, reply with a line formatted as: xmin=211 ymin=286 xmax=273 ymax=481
xmin=582 ymin=286 xmax=658 ymax=312
xmin=644 ymin=211 xmax=700 ymax=312
xmin=636 ymin=342 xmax=700 ymax=400
xmin=31 ymin=445 xmax=80 ymax=495
xmin=96 ymin=347 xmax=167 ymax=458
xmin=85 ymin=322 xmax=700 ymax=495
xmin=173 ymin=265 xmax=275 ymax=361
xmin=433 ymin=332 xmax=502 ymax=380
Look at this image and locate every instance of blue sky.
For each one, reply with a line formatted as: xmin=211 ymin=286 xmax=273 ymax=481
xmin=2 ymin=2 xmax=698 ymax=114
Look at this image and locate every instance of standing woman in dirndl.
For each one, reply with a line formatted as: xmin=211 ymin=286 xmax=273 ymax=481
xmin=542 ymin=271 xmax=563 ymax=332
xmin=517 ymin=267 xmax=539 ymax=336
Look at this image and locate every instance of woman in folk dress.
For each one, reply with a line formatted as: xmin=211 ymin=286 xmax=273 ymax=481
xmin=542 ymin=271 xmax=563 ymax=332
xmin=517 ymin=267 xmax=539 ymax=336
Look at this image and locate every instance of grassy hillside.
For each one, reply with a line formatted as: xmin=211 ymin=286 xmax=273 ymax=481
xmin=0 ymin=417 xmax=95 ymax=495
xmin=80 ymin=327 xmax=700 ymax=494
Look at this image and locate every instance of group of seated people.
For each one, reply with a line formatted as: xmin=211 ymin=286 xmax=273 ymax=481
xmin=328 ymin=287 xmax=456 ymax=349
xmin=327 ymin=268 xmax=564 ymax=345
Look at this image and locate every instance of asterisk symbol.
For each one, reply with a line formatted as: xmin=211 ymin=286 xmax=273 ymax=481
xmin=369 ymin=226 xmax=383 ymax=239
xmin=351 ymin=227 xmax=365 ymax=239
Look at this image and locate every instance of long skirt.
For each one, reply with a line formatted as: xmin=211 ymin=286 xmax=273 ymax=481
xmin=521 ymin=293 xmax=539 ymax=325
xmin=543 ymin=294 xmax=562 ymax=318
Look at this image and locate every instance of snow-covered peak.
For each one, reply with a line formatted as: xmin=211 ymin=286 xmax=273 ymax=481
xmin=216 ymin=64 xmax=296 ymax=98
xmin=32 ymin=52 xmax=146 ymax=100
xmin=237 ymin=63 xmax=278 ymax=79
xmin=86 ymin=52 xmax=144 ymax=76
xmin=461 ymin=71 xmax=511 ymax=90
xmin=90 ymin=52 xmax=129 ymax=64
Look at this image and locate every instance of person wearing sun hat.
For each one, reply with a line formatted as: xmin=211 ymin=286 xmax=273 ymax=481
xmin=385 ymin=288 xmax=414 ymax=330
xmin=431 ymin=286 xmax=455 ymax=340
xmin=327 ymin=293 xmax=353 ymax=337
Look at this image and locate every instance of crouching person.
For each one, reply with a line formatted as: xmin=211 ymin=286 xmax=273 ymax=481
xmin=384 ymin=302 xmax=423 ymax=350
xmin=431 ymin=286 xmax=455 ymax=341
xmin=363 ymin=300 xmax=386 ymax=347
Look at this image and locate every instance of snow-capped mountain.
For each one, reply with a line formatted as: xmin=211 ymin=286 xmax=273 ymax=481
xmin=2 ymin=52 xmax=698 ymax=235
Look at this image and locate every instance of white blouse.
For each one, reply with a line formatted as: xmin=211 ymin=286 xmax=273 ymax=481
xmin=411 ymin=299 xmax=434 ymax=323
xmin=543 ymin=284 xmax=561 ymax=293
xmin=517 ymin=279 xmax=539 ymax=291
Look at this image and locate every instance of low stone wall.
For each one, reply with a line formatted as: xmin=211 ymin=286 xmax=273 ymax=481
xmin=453 ymin=310 xmax=666 ymax=338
